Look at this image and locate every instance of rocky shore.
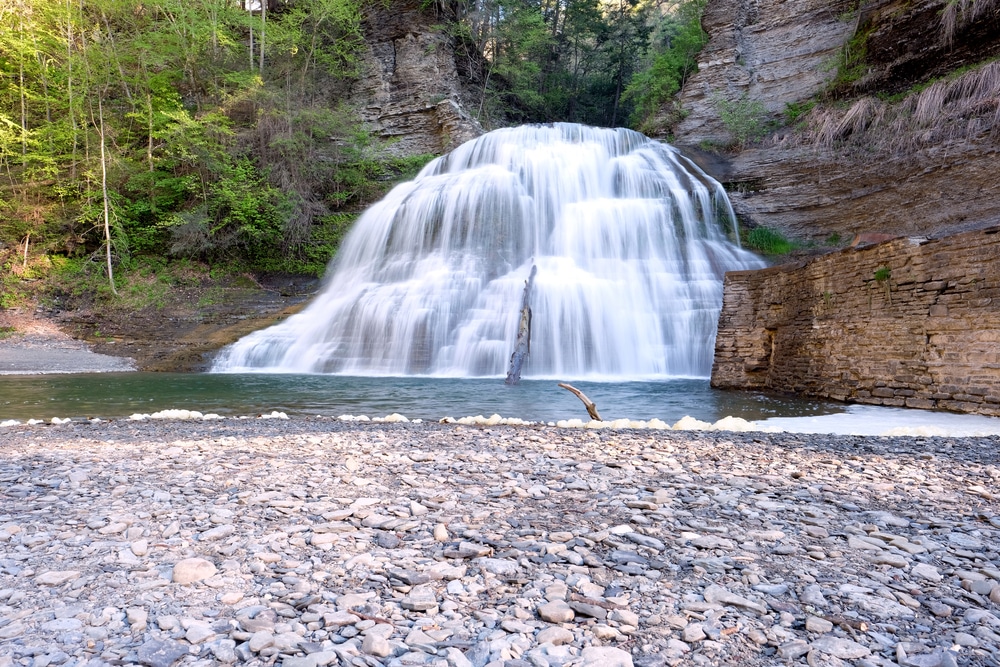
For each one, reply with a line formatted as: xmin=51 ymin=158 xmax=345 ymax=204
xmin=1 ymin=418 xmax=999 ymax=667
xmin=0 ymin=311 xmax=134 ymax=375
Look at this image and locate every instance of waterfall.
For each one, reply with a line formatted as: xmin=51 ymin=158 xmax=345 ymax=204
xmin=212 ymin=123 xmax=766 ymax=379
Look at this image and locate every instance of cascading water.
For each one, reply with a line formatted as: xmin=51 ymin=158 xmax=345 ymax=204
xmin=212 ymin=123 xmax=766 ymax=379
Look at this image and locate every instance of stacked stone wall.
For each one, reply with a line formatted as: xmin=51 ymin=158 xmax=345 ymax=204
xmin=712 ymin=226 xmax=1000 ymax=416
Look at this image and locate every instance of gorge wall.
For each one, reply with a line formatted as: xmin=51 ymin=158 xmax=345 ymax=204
xmin=711 ymin=227 xmax=1000 ymax=417
xmin=669 ymin=0 xmax=1000 ymax=243
xmin=352 ymin=1 xmax=484 ymax=156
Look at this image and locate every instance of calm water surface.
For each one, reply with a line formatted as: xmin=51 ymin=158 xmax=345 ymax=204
xmin=0 ymin=373 xmax=843 ymax=423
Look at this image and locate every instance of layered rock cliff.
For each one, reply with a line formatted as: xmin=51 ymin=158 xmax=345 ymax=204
xmin=669 ymin=0 xmax=1000 ymax=243
xmin=672 ymin=0 xmax=855 ymax=144
xmin=352 ymin=1 xmax=484 ymax=155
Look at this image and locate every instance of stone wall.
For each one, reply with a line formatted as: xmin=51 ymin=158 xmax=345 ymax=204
xmin=712 ymin=227 xmax=1000 ymax=416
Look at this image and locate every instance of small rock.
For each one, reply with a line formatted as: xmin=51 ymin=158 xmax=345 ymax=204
xmin=778 ymin=640 xmax=811 ymax=660
xmin=362 ymin=633 xmax=391 ymax=657
xmin=35 ymin=571 xmax=81 ymax=586
xmin=579 ymin=646 xmax=633 ymax=667
xmin=536 ymin=626 xmax=574 ymax=645
xmin=171 ymin=558 xmax=217 ymax=584
xmin=702 ymin=584 xmax=767 ymax=614
xmin=810 ymin=636 xmax=871 ymax=659
xmin=806 ymin=616 xmax=834 ymax=633
xmin=910 ymin=563 xmax=943 ymax=582
xmin=127 ymin=608 xmax=149 ymax=632
xmin=538 ymin=601 xmax=575 ymax=623
xmin=136 ymin=639 xmax=190 ymax=667
xmin=682 ymin=623 xmax=706 ymax=642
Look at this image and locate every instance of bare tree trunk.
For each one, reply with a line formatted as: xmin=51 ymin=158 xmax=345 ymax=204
xmin=19 ymin=13 xmax=27 ymax=156
xmin=97 ymin=96 xmax=118 ymax=296
xmin=102 ymin=12 xmax=133 ymax=104
xmin=505 ymin=265 xmax=537 ymax=385
xmin=22 ymin=233 xmax=29 ymax=268
xmin=67 ymin=0 xmax=78 ymax=179
xmin=259 ymin=0 xmax=266 ymax=75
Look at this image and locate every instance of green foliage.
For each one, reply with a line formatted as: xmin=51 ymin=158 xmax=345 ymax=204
xmin=783 ymin=100 xmax=816 ymax=125
xmin=744 ymin=226 xmax=794 ymax=255
xmin=471 ymin=0 xmax=657 ymax=128
xmin=716 ymin=94 xmax=769 ymax=146
xmin=874 ymin=265 xmax=891 ymax=282
xmin=829 ymin=23 xmax=873 ymax=90
xmin=625 ymin=0 xmax=707 ymax=130
xmin=0 ymin=0 xmax=408 ymax=289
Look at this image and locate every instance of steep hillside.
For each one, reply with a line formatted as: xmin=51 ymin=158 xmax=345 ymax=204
xmin=667 ymin=0 xmax=1000 ymax=243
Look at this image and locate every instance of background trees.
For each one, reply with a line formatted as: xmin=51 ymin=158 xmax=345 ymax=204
xmin=0 ymin=0 xmax=707 ymax=289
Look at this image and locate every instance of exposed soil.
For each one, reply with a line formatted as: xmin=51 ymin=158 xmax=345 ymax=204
xmin=1 ymin=273 xmax=318 ymax=373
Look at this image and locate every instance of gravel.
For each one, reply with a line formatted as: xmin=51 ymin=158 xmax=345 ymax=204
xmin=1 ymin=418 xmax=999 ymax=667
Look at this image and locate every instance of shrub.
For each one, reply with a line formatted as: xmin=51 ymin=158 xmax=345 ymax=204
xmin=716 ymin=95 xmax=769 ymax=146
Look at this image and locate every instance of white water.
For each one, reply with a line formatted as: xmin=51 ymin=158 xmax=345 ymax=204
xmin=212 ymin=124 xmax=765 ymax=378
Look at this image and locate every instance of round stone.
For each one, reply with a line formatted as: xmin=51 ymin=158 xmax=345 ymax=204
xmin=171 ymin=558 xmax=217 ymax=584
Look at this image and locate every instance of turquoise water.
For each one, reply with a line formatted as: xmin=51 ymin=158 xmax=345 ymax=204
xmin=0 ymin=373 xmax=842 ymax=423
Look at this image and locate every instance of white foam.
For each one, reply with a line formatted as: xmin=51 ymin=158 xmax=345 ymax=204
xmin=50 ymin=417 xmax=72 ymax=425
xmin=373 ymin=413 xmax=409 ymax=423
xmin=1 ymin=419 xmax=20 ymax=427
xmin=672 ymin=415 xmax=713 ymax=430
xmin=129 ymin=409 xmax=227 ymax=421
xmin=259 ymin=411 xmax=288 ymax=420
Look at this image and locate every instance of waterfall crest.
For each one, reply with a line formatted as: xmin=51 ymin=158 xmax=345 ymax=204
xmin=212 ymin=123 xmax=765 ymax=378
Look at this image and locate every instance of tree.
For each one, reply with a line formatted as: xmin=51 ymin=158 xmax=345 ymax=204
xmin=624 ymin=0 xmax=707 ymax=131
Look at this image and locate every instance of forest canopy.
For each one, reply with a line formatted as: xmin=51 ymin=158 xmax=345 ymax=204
xmin=0 ymin=0 xmax=707 ymax=289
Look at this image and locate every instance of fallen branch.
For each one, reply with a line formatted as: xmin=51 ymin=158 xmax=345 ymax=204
xmin=558 ymin=383 xmax=602 ymax=421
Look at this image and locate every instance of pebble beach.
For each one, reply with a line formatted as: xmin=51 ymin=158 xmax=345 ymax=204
xmin=1 ymin=418 xmax=999 ymax=667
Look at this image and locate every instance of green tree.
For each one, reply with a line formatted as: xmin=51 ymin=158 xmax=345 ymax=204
xmin=624 ymin=0 xmax=707 ymax=131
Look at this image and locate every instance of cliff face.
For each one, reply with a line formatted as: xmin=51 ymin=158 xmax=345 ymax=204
xmin=850 ymin=0 xmax=1000 ymax=97
xmin=724 ymin=139 xmax=1000 ymax=243
xmin=352 ymin=1 xmax=484 ymax=155
xmin=673 ymin=0 xmax=855 ymax=144
xmin=670 ymin=0 xmax=1000 ymax=242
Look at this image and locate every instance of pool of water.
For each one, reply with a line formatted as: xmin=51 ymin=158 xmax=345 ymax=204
xmin=4 ymin=373 xmax=999 ymax=436
xmin=0 ymin=373 xmax=841 ymax=424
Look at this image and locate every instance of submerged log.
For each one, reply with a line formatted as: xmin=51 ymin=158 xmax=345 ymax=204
xmin=558 ymin=383 xmax=602 ymax=421
xmin=504 ymin=265 xmax=537 ymax=385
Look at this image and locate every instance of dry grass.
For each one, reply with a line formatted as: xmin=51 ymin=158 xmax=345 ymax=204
xmin=941 ymin=0 xmax=1000 ymax=45
xmin=772 ymin=60 xmax=1000 ymax=154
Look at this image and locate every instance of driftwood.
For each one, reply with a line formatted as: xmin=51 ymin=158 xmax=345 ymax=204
xmin=504 ymin=265 xmax=537 ymax=385
xmin=558 ymin=383 xmax=602 ymax=421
